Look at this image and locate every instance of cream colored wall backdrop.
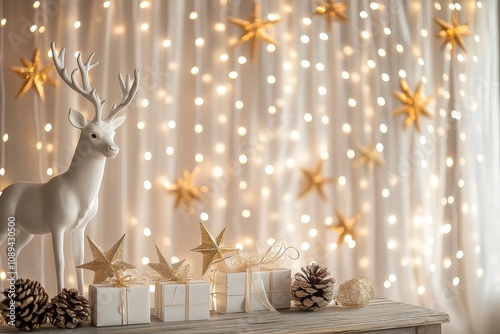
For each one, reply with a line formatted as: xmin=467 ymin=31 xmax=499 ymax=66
xmin=0 ymin=1 xmax=499 ymax=333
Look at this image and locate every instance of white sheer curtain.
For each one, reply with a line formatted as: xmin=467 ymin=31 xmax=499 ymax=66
xmin=0 ymin=1 xmax=499 ymax=333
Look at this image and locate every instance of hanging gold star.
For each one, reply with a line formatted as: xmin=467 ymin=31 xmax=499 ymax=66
xmin=190 ymin=221 xmax=237 ymax=275
xmin=76 ymin=234 xmax=135 ymax=283
xmin=10 ymin=48 xmax=57 ymax=101
xmin=435 ymin=11 xmax=472 ymax=53
xmin=329 ymin=209 xmax=360 ymax=246
xmin=298 ymin=160 xmax=334 ymax=200
xmin=393 ymin=80 xmax=432 ymax=132
xmin=165 ymin=166 xmax=207 ymax=212
xmin=315 ymin=1 xmax=348 ymax=23
xmin=147 ymin=243 xmax=191 ymax=281
xmin=228 ymin=2 xmax=281 ymax=62
xmin=354 ymin=143 xmax=385 ymax=171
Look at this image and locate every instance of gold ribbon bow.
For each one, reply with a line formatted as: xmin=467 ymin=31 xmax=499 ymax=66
xmin=105 ymin=269 xmax=133 ymax=288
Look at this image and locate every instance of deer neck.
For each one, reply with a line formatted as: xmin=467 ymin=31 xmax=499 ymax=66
xmin=63 ymin=136 xmax=107 ymax=203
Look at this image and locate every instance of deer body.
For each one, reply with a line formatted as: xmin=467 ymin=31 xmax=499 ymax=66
xmin=0 ymin=42 xmax=139 ymax=293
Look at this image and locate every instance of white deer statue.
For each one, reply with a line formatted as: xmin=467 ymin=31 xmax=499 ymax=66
xmin=0 ymin=42 xmax=139 ymax=293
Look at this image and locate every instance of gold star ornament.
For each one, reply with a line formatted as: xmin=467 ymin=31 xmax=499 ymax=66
xmin=10 ymin=48 xmax=57 ymax=101
xmin=76 ymin=234 xmax=135 ymax=283
xmin=190 ymin=221 xmax=237 ymax=275
xmin=165 ymin=166 xmax=207 ymax=212
xmin=393 ymin=80 xmax=432 ymax=132
xmin=354 ymin=143 xmax=385 ymax=171
xmin=228 ymin=2 xmax=280 ymax=62
xmin=315 ymin=1 xmax=348 ymax=22
xmin=435 ymin=11 xmax=472 ymax=52
xmin=329 ymin=209 xmax=360 ymax=246
xmin=298 ymin=160 xmax=334 ymax=200
xmin=148 ymin=243 xmax=191 ymax=281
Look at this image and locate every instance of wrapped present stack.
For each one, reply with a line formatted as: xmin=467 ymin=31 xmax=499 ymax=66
xmin=190 ymin=221 xmax=299 ymax=314
xmin=77 ymin=235 xmax=151 ymax=327
xmin=148 ymin=243 xmax=210 ymax=322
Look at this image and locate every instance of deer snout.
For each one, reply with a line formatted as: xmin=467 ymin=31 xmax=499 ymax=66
xmin=106 ymin=144 xmax=119 ymax=158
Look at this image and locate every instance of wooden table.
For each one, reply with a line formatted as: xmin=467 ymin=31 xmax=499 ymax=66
xmin=0 ymin=298 xmax=449 ymax=333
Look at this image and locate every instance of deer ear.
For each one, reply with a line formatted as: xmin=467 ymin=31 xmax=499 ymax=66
xmin=68 ymin=108 xmax=88 ymax=129
xmin=110 ymin=116 xmax=126 ymax=129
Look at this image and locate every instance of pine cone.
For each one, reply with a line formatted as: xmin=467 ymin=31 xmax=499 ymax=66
xmin=0 ymin=278 xmax=49 ymax=331
xmin=291 ymin=263 xmax=335 ymax=311
xmin=47 ymin=288 xmax=90 ymax=329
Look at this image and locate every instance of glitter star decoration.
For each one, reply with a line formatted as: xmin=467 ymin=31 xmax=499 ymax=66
xmin=393 ymin=80 xmax=432 ymax=132
xmin=190 ymin=221 xmax=237 ymax=275
xmin=165 ymin=166 xmax=207 ymax=212
xmin=76 ymin=234 xmax=135 ymax=283
xmin=354 ymin=143 xmax=385 ymax=171
xmin=10 ymin=48 xmax=57 ymax=101
xmin=298 ymin=160 xmax=334 ymax=201
xmin=329 ymin=209 xmax=360 ymax=246
xmin=435 ymin=11 xmax=472 ymax=53
xmin=315 ymin=0 xmax=348 ymax=23
xmin=228 ymin=1 xmax=281 ymax=62
xmin=148 ymin=243 xmax=191 ymax=281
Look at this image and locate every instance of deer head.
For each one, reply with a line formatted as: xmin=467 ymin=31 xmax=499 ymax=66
xmin=50 ymin=42 xmax=139 ymax=158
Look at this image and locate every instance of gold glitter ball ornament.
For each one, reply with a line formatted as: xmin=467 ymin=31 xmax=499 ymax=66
xmin=335 ymin=277 xmax=374 ymax=308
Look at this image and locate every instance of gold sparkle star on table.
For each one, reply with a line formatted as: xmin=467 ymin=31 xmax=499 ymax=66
xmin=228 ymin=1 xmax=281 ymax=62
xmin=354 ymin=143 xmax=385 ymax=171
xmin=315 ymin=0 xmax=348 ymax=23
xmin=190 ymin=221 xmax=237 ymax=275
xmin=435 ymin=11 xmax=472 ymax=53
xmin=10 ymin=48 xmax=57 ymax=101
xmin=298 ymin=160 xmax=334 ymax=201
xmin=165 ymin=166 xmax=207 ymax=212
xmin=148 ymin=243 xmax=191 ymax=281
xmin=76 ymin=234 xmax=135 ymax=283
xmin=329 ymin=209 xmax=360 ymax=246
xmin=393 ymin=80 xmax=432 ymax=132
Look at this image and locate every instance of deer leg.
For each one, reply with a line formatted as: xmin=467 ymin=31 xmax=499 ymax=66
xmin=72 ymin=227 xmax=85 ymax=293
xmin=12 ymin=230 xmax=34 ymax=274
xmin=51 ymin=230 xmax=65 ymax=293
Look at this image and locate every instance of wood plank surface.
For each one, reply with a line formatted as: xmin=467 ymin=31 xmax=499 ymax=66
xmin=0 ymin=298 xmax=449 ymax=333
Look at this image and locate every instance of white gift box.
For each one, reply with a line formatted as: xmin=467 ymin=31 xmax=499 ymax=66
xmin=89 ymin=284 xmax=150 ymax=327
xmin=212 ymin=268 xmax=291 ymax=314
xmin=155 ymin=280 xmax=210 ymax=322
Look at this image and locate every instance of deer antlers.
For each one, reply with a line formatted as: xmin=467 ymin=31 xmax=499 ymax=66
xmin=50 ymin=42 xmax=139 ymax=122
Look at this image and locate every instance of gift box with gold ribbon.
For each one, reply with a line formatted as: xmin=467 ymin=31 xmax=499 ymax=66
xmin=89 ymin=284 xmax=150 ymax=327
xmin=212 ymin=268 xmax=291 ymax=314
xmin=155 ymin=280 xmax=210 ymax=322
xmin=211 ymin=239 xmax=298 ymax=314
xmin=78 ymin=235 xmax=151 ymax=327
xmin=147 ymin=242 xmax=211 ymax=322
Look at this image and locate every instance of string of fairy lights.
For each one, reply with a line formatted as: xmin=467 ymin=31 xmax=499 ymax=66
xmin=0 ymin=0 xmax=489 ymax=301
